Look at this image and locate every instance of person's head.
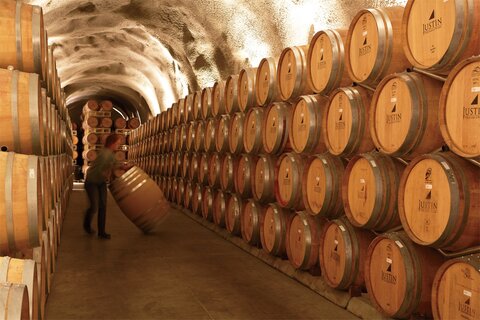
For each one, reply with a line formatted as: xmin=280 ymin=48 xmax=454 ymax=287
xmin=105 ymin=134 xmax=122 ymax=150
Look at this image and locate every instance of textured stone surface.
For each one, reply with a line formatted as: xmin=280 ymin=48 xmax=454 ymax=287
xmin=25 ymin=0 xmax=407 ymax=119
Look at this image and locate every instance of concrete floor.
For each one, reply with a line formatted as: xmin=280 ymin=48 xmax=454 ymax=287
xmin=46 ymin=188 xmax=358 ymax=320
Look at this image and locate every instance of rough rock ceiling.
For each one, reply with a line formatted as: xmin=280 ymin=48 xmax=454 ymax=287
xmin=25 ymin=0 xmax=407 ymax=120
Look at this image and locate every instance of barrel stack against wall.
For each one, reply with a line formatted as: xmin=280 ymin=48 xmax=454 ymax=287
xmin=129 ymin=0 xmax=480 ymax=319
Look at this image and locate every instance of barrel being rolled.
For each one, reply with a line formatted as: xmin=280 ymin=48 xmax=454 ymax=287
xmin=260 ymin=203 xmax=294 ymax=257
xmin=0 ymin=283 xmax=30 ymax=320
xmin=398 ymin=152 xmax=480 ymax=251
xmin=439 ymin=56 xmax=480 ymax=160
xmin=263 ymin=102 xmax=292 ymax=155
xmin=346 ymin=7 xmax=410 ymax=86
xmin=109 ymin=166 xmax=170 ymax=233
xmin=255 ymin=57 xmax=279 ymax=106
xmin=402 ymin=0 xmax=480 ymax=74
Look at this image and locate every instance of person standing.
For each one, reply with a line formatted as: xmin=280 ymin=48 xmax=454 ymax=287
xmin=83 ymin=133 xmax=124 ymax=239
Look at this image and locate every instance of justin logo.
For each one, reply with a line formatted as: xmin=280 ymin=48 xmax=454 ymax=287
xmin=423 ymin=10 xmax=443 ymax=34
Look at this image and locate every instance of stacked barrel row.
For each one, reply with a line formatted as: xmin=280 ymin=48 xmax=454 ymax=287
xmin=0 ymin=0 xmax=75 ymax=319
xmin=131 ymin=1 xmax=479 ymax=319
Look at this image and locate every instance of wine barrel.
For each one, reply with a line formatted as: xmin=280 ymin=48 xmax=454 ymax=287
xmin=0 ymin=69 xmax=46 ymax=155
xmin=194 ymin=121 xmax=205 ymax=152
xmin=255 ymin=57 xmax=279 ymax=106
xmin=99 ymin=100 xmax=113 ymax=111
xmin=439 ymin=56 xmax=480 ymax=160
xmin=212 ymin=80 xmax=226 ymax=117
xmin=275 ymin=153 xmax=306 ymax=210
xmin=192 ymin=90 xmax=202 ymax=120
xmin=215 ymin=114 xmax=230 ymax=153
xmin=307 ymin=29 xmax=352 ymax=95
xmin=277 ymin=46 xmax=313 ymax=101
xmin=178 ymin=124 xmax=187 ymax=151
xmin=127 ymin=118 xmax=140 ymax=129
xmin=0 ymin=152 xmax=41 ymax=255
xmin=181 ymin=153 xmax=190 ymax=178
xmin=253 ymin=155 xmax=276 ymax=204
xmin=289 ymin=95 xmax=328 ymax=154
xmin=241 ymin=200 xmax=266 ymax=247
xmin=208 ymin=153 xmax=222 ymax=188
xmin=319 ymin=218 xmax=375 ymax=290
xmin=0 ymin=257 xmax=38 ymax=320
xmin=342 ymin=152 xmax=405 ymax=232
xmin=0 ymin=1 xmax=46 ymax=82
xmin=398 ymin=152 xmax=480 ymax=251
xmin=286 ymin=212 xmax=326 ymax=270
xmin=432 ymin=254 xmax=480 ymax=320
xmin=114 ymin=151 xmax=126 ymax=162
xmin=260 ymin=203 xmax=295 ymax=257
xmin=263 ymin=102 xmax=292 ymax=155
xmin=370 ymin=72 xmax=444 ymax=159
xmin=83 ymin=116 xmax=99 ymax=129
xmin=198 ymin=153 xmax=210 ymax=185
xmin=243 ymin=107 xmax=265 ymax=154
xmin=185 ymin=121 xmax=195 ymax=152
xmin=302 ymin=154 xmax=346 ymax=218
xmin=0 ymin=283 xmax=29 ymax=320
xmin=238 ymin=68 xmax=257 ymax=112
xmin=225 ymin=194 xmax=243 ymax=236
xmin=225 ymin=75 xmax=240 ymax=114
xmin=324 ymin=86 xmax=374 ymax=157
xmin=201 ymin=87 xmax=213 ymax=120
xmin=100 ymin=117 xmax=112 ymax=128
xmin=201 ymin=186 xmax=214 ymax=221
xmin=234 ymin=154 xmax=257 ymax=198
xmin=176 ymin=98 xmax=184 ymax=125
xmin=346 ymin=7 xmax=410 ymax=86
xmin=83 ymin=100 xmax=99 ymax=112
xmin=192 ymin=183 xmax=203 ymax=216
xmin=115 ymin=117 xmax=127 ymax=130
xmin=82 ymin=133 xmax=98 ymax=147
xmin=184 ymin=181 xmax=193 ymax=210
xmin=402 ymin=0 xmax=480 ymax=74
xmin=183 ymin=94 xmax=194 ymax=124
xmin=109 ymin=167 xmax=170 ymax=233
xmin=189 ymin=153 xmax=199 ymax=182
xmin=204 ymin=118 xmax=217 ymax=152
xmin=365 ymin=232 xmax=445 ymax=319
xmin=220 ymin=153 xmax=236 ymax=192
xmin=228 ymin=112 xmax=245 ymax=155
xmin=213 ymin=190 xmax=228 ymax=227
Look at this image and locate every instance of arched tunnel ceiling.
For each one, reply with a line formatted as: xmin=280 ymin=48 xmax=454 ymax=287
xmin=25 ymin=0 xmax=407 ymax=120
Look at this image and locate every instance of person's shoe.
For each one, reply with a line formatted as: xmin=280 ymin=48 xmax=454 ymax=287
xmin=98 ymin=233 xmax=111 ymax=240
xmin=83 ymin=226 xmax=95 ymax=235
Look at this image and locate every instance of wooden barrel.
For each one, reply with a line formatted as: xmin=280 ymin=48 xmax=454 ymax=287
xmin=114 ymin=151 xmax=126 ymax=162
xmin=208 ymin=153 xmax=222 ymax=188
xmin=0 ymin=257 xmax=38 ymax=320
xmin=194 ymin=121 xmax=205 ymax=152
xmin=212 ymin=81 xmax=226 ymax=117
xmin=260 ymin=203 xmax=294 ymax=257
xmin=184 ymin=181 xmax=193 ymax=210
xmin=275 ymin=153 xmax=306 ymax=210
xmin=289 ymin=95 xmax=328 ymax=154
xmin=302 ymin=154 xmax=346 ymax=218
xmin=439 ymin=56 xmax=480 ymax=160
xmin=213 ymin=190 xmax=228 ymax=227
xmin=225 ymin=75 xmax=240 ymax=114
xmin=402 ymin=0 xmax=480 ymax=74
xmin=307 ymin=29 xmax=352 ymax=95
xmin=83 ymin=100 xmax=99 ymax=112
xmin=234 ymin=154 xmax=257 ymax=198
xmin=191 ymin=183 xmax=203 ymax=216
xmin=220 ymin=153 xmax=236 ymax=192
xmin=185 ymin=122 xmax=195 ymax=152
xmin=432 ymin=254 xmax=480 ymax=320
xmin=198 ymin=153 xmax=210 ymax=185
xmin=0 ymin=283 xmax=29 ymax=320
xmin=99 ymin=100 xmax=113 ymax=111
xmin=183 ymin=94 xmax=194 ymax=124
xmin=286 ymin=212 xmax=325 ymax=270
xmin=255 ymin=57 xmax=279 ymax=106
xmin=116 ymin=118 xmax=127 ymax=130
xmin=100 ymin=117 xmax=112 ymax=128
xmin=370 ymin=72 xmax=444 ymax=159
xmin=253 ymin=155 xmax=276 ymax=204
xmin=365 ymin=232 xmax=445 ymax=319
xmin=204 ymin=118 xmax=217 ymax=152
xmin=215 ymin=114 xmax=230 ymax=153
xmin=0 ymin=1 xmax=46 ymax=82
xmin=324 ymin=86 xmax=374 ymax=157
xmin=243 ymin=107 xmax=265 ymax=154
xmin=263 ymin=102 xmax=292 ymax=155
xmin=0 ymin=152 xmax=41 ymax=255
xmin=83 ymin=116 xmax=99 ymax=129
xmin=346 ymin=7 xmax=410 ymax=86
xmin=176 ymin=98 xmax=184 ymax=125
xmin=277 ymin=46 xmax=313 ymax=101
xmin=228 ymin=112 xmax=245 ymax=154
xmin=192 ymin=90 xmax=202 ymax=120
xmin=238 ymin=68 xmax=257 ymax=112
xmin=201 ymin=187 xmax=214 ymax=221
xmin=109 ymin=167 xmax=170 ymax=233
xmin=189 ymin=153 xmax=199 ymax=182
xmin=177 ymin=178 xmax=185 ymax=206
xmin=201 ymin=87 xmax=213 ymax=120
xmin=319 ymin=218 xmax=375 ymax=290
xmin=0 ymin=69 xmax=46 ymax=155
xmin=127 ymin=118 xmax=140 ymax=129
xmin=225 ymin=194 xmax=243 ymax=236
xmin=342 ymin=152 xmax=405 ymax=232
xmin=241 ymin=200 xmax=266 ymax=247
xmin=181 ymin=153 xmax=190 ymax=178
xmin=398 ymin=152 xmax=480 ymax=251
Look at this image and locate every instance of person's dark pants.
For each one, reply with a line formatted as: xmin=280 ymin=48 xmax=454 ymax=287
xmin=84 ymin=181 xmax=108 ymax=234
